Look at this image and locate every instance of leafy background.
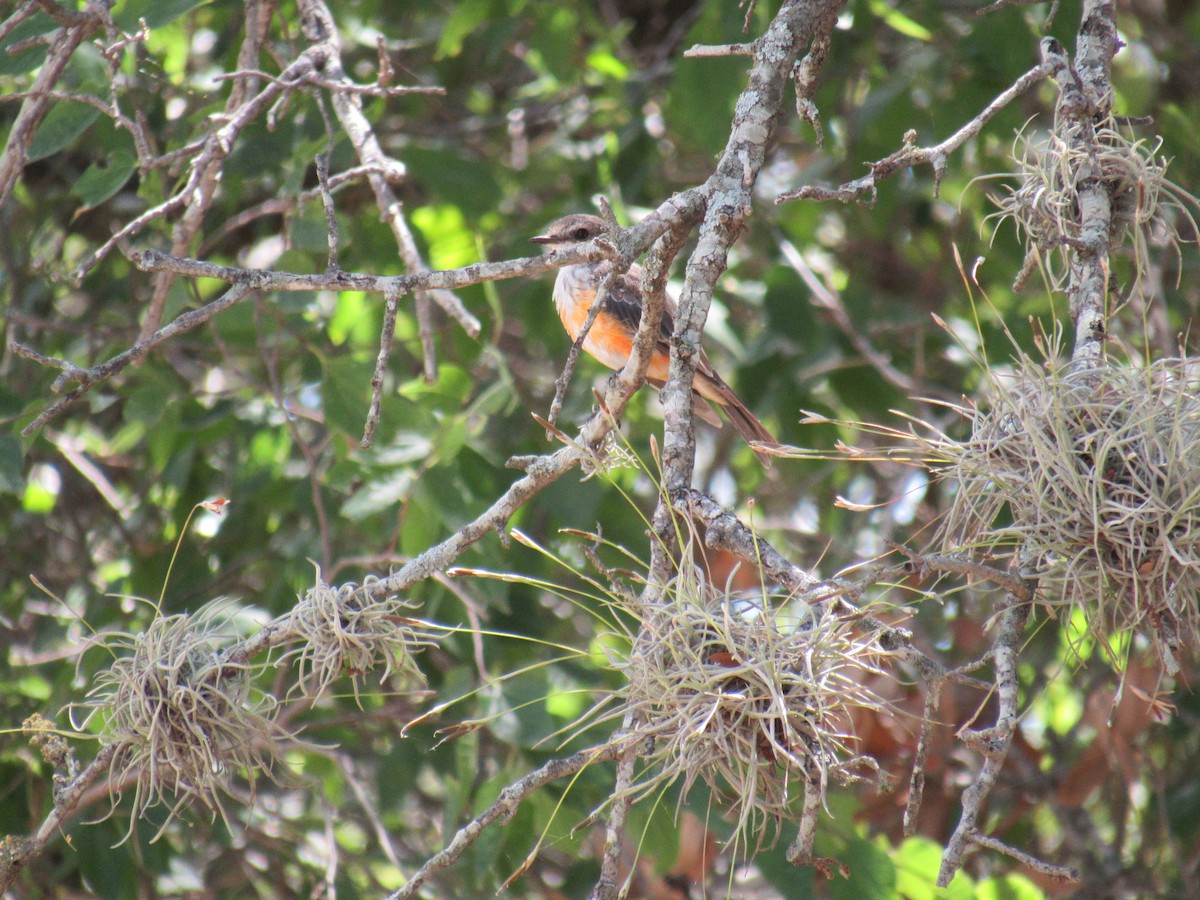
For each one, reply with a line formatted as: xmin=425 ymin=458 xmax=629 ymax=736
xmin=2 ymin=0 xmax=1200 ymax=897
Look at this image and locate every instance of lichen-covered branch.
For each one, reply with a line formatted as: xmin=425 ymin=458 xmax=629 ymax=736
xmin=592 ymin=723 xmax=640 ymax=900
xmin=936 ymin=556 xmax=1039 ymax=886
xmin=934 ymin=2 xmax=1117 ymax=885
xmin=0 ymin=738 xmax=116 ymax=893
xmin=1052 ymin=2 xmax=1118 ymax=367
xmin=659 ymin=0 xmax=845 ymax=493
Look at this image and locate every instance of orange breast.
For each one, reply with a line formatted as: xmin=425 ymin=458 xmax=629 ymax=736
xmin=553 ymin=268 xmax=671 ymax=380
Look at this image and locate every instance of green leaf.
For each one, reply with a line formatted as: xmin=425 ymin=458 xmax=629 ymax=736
xmin=27 ymin=102 xmax=101 ymax=162
xmin=21 ymin=464 xmax=58 ymax=514
xmin=115 ymin=0 xmax=213 ymax=30
xmin=0 ymin=13 xmax=52 ymax=76
xmin=289 ymin=213 xmax=333 ymax=254
xmin=322 ymin=355 xmax=374 ymax=439
xmin=435 ymin=0 xmax=493 ymax=59
xmin=401 ymin=365 xmax=473 ymax=408
xmin=411 ymin=205 xmax=482 ymax=270
xmin=0 ymin=435 xmax=25 ymax=496
xmin=586 ymin=50 xmax=629 ymax=80
xmin=400 ymin=495 xmax=441 ymax=556
xmin=941 ymin=869 xmax=981 ymax=900
xmin=489 ymin=675 xmax=557 ymax=749
xmin=892 ymin=836 xmax=944 ymax=900
xmin=975 ymin=873 xmax=1047 ymax=900
xmin=342 ymin=467 xmax=418 ymax=521
xmin=403 ymin=149 xmax=502 ymax=218
xmin=124 ymin=372 xmax=176 ymax=428
xmin=868 ymin=0 xmax=934 ymax=41
xmin=73 ymin=819 xmax=141 ymax=899
xmin=15 ymin=674 xmax=51 ymax=701
xmin=327 ymin=292 xmax=379 ymax=346
xmin=754 ymin=838 xmax=817 ymax=895
xmin=829 ymin=836 xmax=896 ymax=900
xmin=71 ymin=150 xmax=136 ymax=210
xmin=622 ymin=799 xmax=681 ymax=878
xmin=66 ymin=41 xmax=110 ymax=91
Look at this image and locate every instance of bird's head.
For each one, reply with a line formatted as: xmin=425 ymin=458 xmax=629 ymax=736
xmin=530 ymin=213 xmax=607 ymax=251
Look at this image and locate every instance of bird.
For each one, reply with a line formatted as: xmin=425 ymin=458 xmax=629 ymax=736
xmin=531 ymin=213 xmax=777 ymax=465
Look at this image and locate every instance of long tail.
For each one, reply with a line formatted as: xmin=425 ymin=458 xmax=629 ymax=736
xmin=653 ymin=368 xmax=779 ymax=466
xmin=696 ymin=372 xmax=778 ymax=467
xmin=719 ymin=392 xmax=778 ymax=467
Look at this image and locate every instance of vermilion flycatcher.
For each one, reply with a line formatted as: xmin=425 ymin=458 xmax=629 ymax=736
xmin=532 ymin=214 xmax=777 ymax=464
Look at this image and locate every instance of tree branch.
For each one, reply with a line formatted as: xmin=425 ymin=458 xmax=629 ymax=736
xmin=13 ymin=248 xmax=579 ymax=435
xmin=936 ymin=549 xmax=1044 ymax=886
xmin=1051 ymin=8 xmax=1117 ymax=368
xmin=660 ymin=0 xmax=844 ymax=493
xmin=298 ymin=0 xmax=475 ymax=365
xmin=0 ymin=740 xmax=117 ymax=893
xmin=0 ymin=1 xmax=105 ymax=207
xmin=386 ymin=740 xmax=624 ymax=900
xmin=777 ymin=56 xmax=1057 ymax=204
xmin=592 ymin=726 xmax=640 ymax=900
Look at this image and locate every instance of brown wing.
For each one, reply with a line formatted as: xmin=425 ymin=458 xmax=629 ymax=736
xmin=598 ymin=265 xmax=676 ymax=351
xmin=596 ymin=268 xmax=725 ymax=429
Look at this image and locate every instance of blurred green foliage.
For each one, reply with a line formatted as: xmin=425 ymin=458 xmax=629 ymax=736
xmin=2 ymin=0 xmax=1200 ymax=897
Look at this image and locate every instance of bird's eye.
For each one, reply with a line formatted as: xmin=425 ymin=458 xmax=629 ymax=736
xmin=572 ymin=227 xmax=592 ymax=241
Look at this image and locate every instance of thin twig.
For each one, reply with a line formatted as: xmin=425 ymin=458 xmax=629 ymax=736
xmin=682 ymin=41 xmax=756 ymax=57
xmin=548 ymin=263 xmax=621 ymax=432
xmin=136 ymin=6 xmax=274 ymax=339
xmin=363 ymin=289 xmax=402 ymax=448
xmin=17 ymin=282 xmax=255 ymax=435
xmin=15 ymin=249 xmax=586 ymax=434
xmin=0 ymin=2 xmax=40 ymax=44
xmin=211 ymin=67 xmax=444 ymax=97
xmin=787 ymin=757 xmax=844 ymax=878
xmin=779 ymin=237 xmax=918 ymax=393
xmin=903 ymin=678 xmax=941 ymax=835
xmin=970 ymin=831 xmax=1079 ymax=882
xmin=777 ymin=57 xmax=1058 ymax=204
xmin=314 ymin=152 xmax=340 ymax=273
xmin=298 ymin=0 xmax=477 ymax=346
xmin=257 ymin=299 xmax=336 ymax=572
xmin=680 ymin=487 xmax=820 ymax=593
xmin=936 ymin=549 xmax=1039 ymax=886
xmin=793 ymin=31 xmax=831 ymax=147
xmin=387 ymin=740 xmax=624 ymax=899
xmin=593 ymin=724 xmax=639 ymax=900
xmin=978 ymin=0 xmax=1059 ymax=21
xmin=195 ymin=163 xmax=401 ymax=257
xmin=34 ymin=0 xmax=98 ymax=28
xmin=900 ymin=551 xmax=1033 ymax=603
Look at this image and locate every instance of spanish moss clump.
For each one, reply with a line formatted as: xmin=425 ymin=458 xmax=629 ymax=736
xmin=618 ymin=563 xmax=886 ymax=853
xmin=987 ymin=115 xmax=1199 ymax=292
xmin=941 ymin=358 xmax=1200 ymax=671
xmin=83 ymin=607 xmax=289 ymax=841
xmin=286 ymin=568 xmax=426 ymax=700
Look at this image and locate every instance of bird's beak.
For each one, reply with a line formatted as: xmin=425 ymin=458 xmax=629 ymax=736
xmin=530 ymin=234 xmax=554 ymax=245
